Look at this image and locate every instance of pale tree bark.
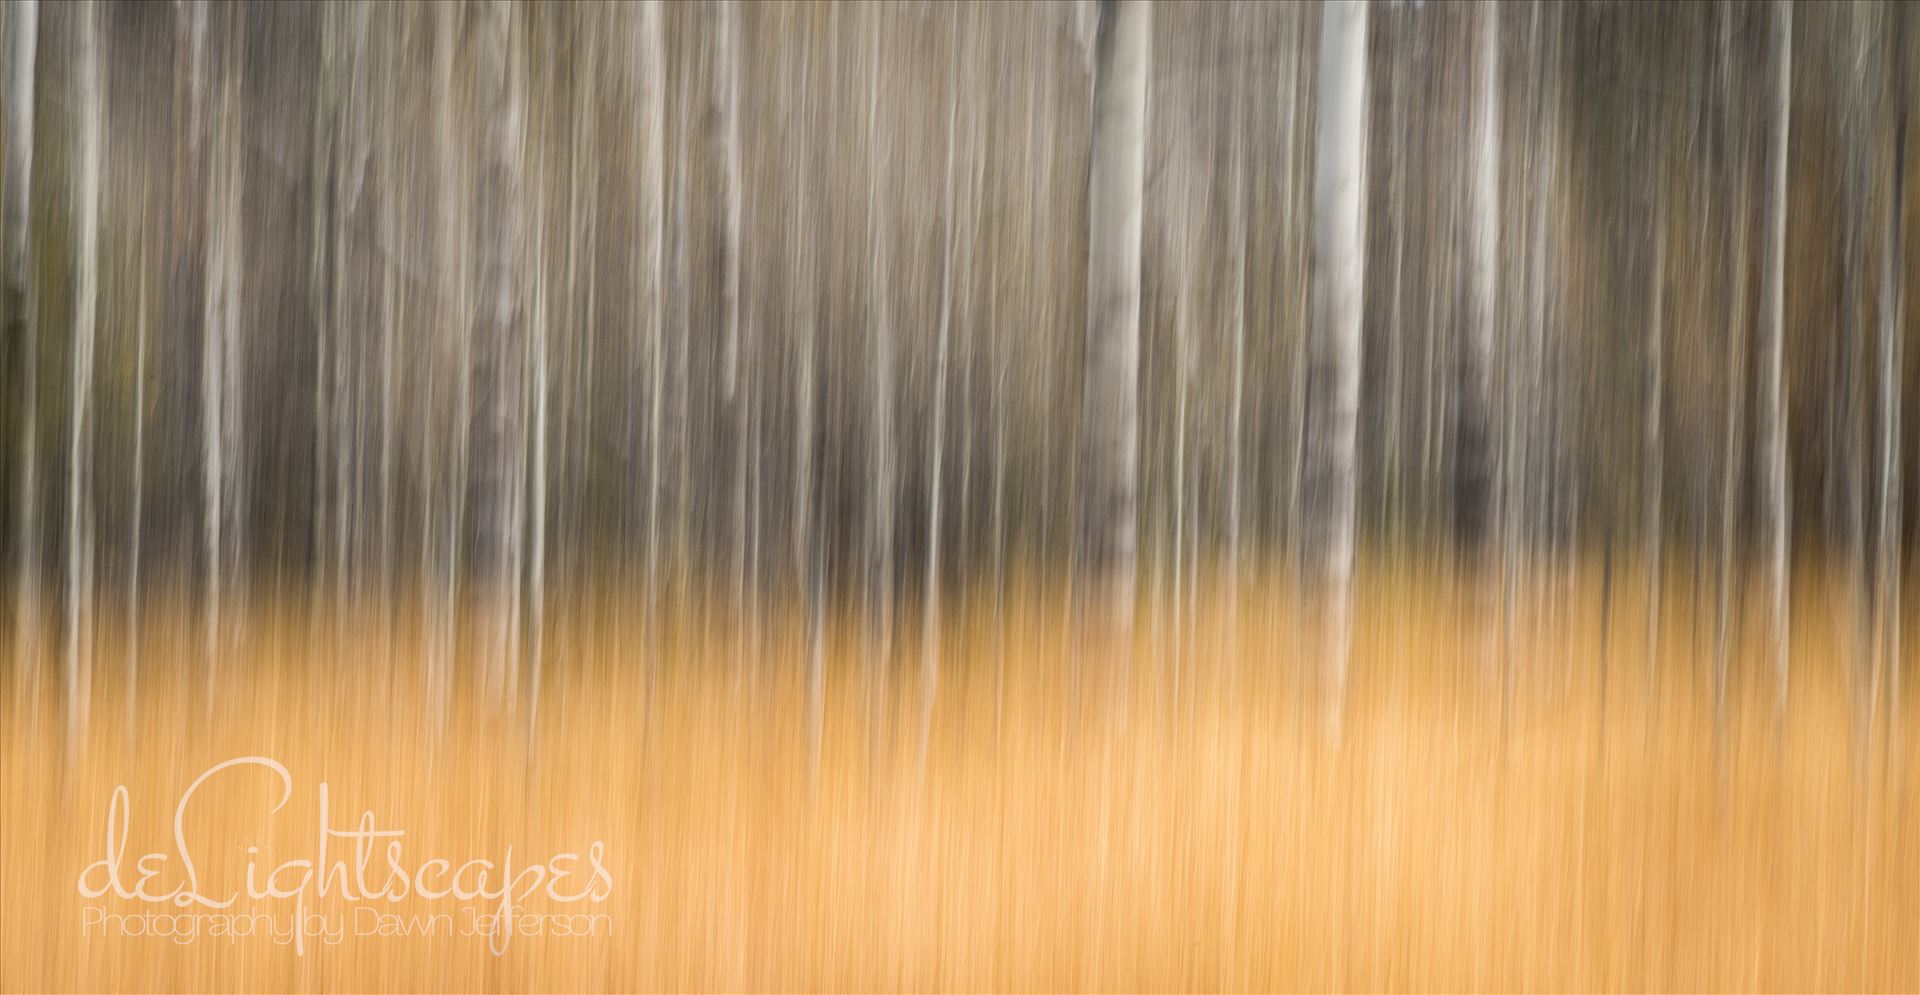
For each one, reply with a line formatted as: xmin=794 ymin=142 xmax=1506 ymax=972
xmin=717 ymin=0 xmax=743 ymax=402
xmin=1643 ymin=152 xmax=1665 ymax=692
xmin=1305 ymin=0 xmax=1368 ymax=715
xmin=788 ymin=10 xmax=822 ymax=774
xmin=865 ymin=3 xmax=896 ymax=716
xmin=1076 ymin=0 xmax=1150 ymax=645
xmin=127 ymin=251 xmax=147 ymax=730
xmin=66 ymin=0 xmax=102 ymax=755
xmin=428 ymin=0 xmax=467 ymax=741
xmin=638 ymin=0 xmax=666 ymax=638
xmin=6 ymin=0 xmax=37 ymax=693
xmin=713 ymin=0 xmax=751 ymax=649
xmin=922 ymin=11 xmax=963 ymax=752
xmin=208 ymin=35 xmax=243 ymax=708
xmin=473 ymin=0 xmax=527 ymax=708
xmin=1458 ymin=0 xmax=1499 ymax=555
xmin=1224 ymin=35 xmax=1247 ymax=624
xmin=1874 ymin=20 xmax=1904 ymax=747
xmin=1758 ymin=0 xmax=1792 ymax=715
xmin=1714 ymin=7 xmax=1749 ymax=732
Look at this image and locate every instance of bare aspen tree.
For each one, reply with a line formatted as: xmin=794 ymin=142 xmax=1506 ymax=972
xmin=376 ymin=8 xmax=399 ymax=667
xmin=865 ymin=3 xmax=896 ymax=693
xmin=6 ymin=0 xmax=37 ymax=689
xmin=923 ymin=10 xmax=964 ymax=744
xmin=1305 ymin=0 xmax=1368 ymax=712
xmin=789 ymin=7 xmax=823 ymax=772
xmin=1643 ymin=136 xmax=1666 ymax=688
xmin=717 ymin=0 xmax=743 ymax=402
xmin=1759 ymin=0 xmax=1792 ymax=714
xmin=713 ymin=0 xmax=750 ymax=645
xmin=1383 ymin=5 xmax=1407 ymax=546
xmin=530 ymin=174 xmax=550 ymax=736
xmin=1713 ymin=7 xmax=1749 ymax=731
xmin=127 ymin=248 xmax=148 ymax=728
xmin=473 ymin=0 xmax=527 ymax=707
xmin=639 ymin=0 xmax=666 ymax=635
xmin=429 ymin=0 xmax=468 ymax=738
xmin=1076 ymin=0 xmax=1151 ymax=643
xmin=1459 ymin=0 xmax=1498 ymax=555
xmin=1225 ymin=25 xmax=1248 ymax=620
xmin=1874 ymin=14 xmax=1905 ymax=743
xmin=65 ymin=0 xmax=102 ymax=754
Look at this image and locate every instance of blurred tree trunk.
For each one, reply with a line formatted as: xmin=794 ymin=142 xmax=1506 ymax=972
xmin=864 ymin=4 xmax=895 ymax=704
xmin=1758 ymin=0 xmax=1792 ymax=714
xmin=1713 ymin=7 xmax=1749 ymax=732
xmin=1457 ymin=0 xmax=1498 ymax=554
xmin=6 ymin=0 xmax=37 ymax=688
xmin=1643 ymin=155 xmax=1665 ymax=689
xmin=1306 ymin=0 xmax=1367 ymax=715
xmin=67 ymin=0 xmax=101 ymax=754
xmin=639 ymin=0 xmax=666 ymax=638
xmin=1076 ymin=0 xmax=1150 ymax=644
xmin=922 ymin=10 xmax=963 ymax=756
xmin=1873 ymin=11 xmax=1905 ymax=746
xmin=473 ymin=0 xmax=527 ymax=707
xmin=429 ymin=0 xmax=467 ymax=741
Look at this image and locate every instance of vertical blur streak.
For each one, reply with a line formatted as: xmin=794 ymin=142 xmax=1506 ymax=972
xmin=0 ymin=3 xmax=1917 ymax=989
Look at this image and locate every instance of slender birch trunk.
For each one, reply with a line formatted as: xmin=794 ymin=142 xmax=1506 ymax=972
xmin=1306 ymin=0 xmax=1368 ymax=714
xmin=66 ymin=0 xmax=102 ymax=754
xmin=5 ymin=0 xmax=37 ymax=692
xmin=1076 ymin=0 xmax=1150 ymax=645
xmin=922 ymin=12 xmax=963 ymax=748
xmin=473 ymin=0 xmax=527 ymax=707
xmin=865 ymin=4 xmax=896 ymax=709
xmin=1874 ymin=32 xmax=1904 ymax=745
xmin=1458 ymin=0 xmax=1499 ymax=554
xmin=639 ymin=0 xmax=666 ymax=638
xmin=1758 ymin=0 xmax=1792 ymax=715
xmin=1643 ymin=169 xmax=1665 ymax=689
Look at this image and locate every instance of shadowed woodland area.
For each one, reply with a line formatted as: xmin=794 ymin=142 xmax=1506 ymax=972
xmin=2 ymin=1 xmax=1919 ymax=990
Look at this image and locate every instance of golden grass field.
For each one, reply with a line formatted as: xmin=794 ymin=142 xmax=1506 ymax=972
xmin=3 ymin=560 xmax=1918 ymax=992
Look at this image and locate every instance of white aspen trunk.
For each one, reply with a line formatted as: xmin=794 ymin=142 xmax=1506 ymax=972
xmin=66 ymin=0 xmax=101 ymax=754
xmin=1225 ymin=60 xmax=1247 ymax=621
xmin=218 ymin=55 xmax=243 ymax=687
xmin=865 ymin=3 xmax=895 ymax=706
xmin=330 ymin=5 xmax=368 ymax=601
xmin=430 ymin=0 xmax=467 ymax=740
xmin=1306 ymin=0 xmax=1368 ymax=715
xmin=474 ymin=0 xmax=526 ymax=707
xmin=1172 ymin=282 xmax=1190 ymax=676
xmin=1076 ymin=0 xmax=1150 ymax=643
xmin=790 ymin=12 xmax=822 ymax=775
xmin=1714 ymin=11 xmax=1749 ymax=731
xmin=1759 ymin=0 xmax=1792 ymax=714
xmin=717 ymin=0 xmax=742 ymax=401
xmin=639 ymin=0 xmax=666 ymax=636
xmin=6 ymin=0 xmax=37 ymax=690
xmin=1282 ymin=6 xmax=1308 ymax=596
xmin=127 ymin=257 xmax=147 ymax=729
xmin=1644 ymin=181 xmax=1665 ymax=687
xmin=206 ymin=6 xmax=229 ymax=690
xmin=376 ymin=11 xmax=398 ymax=667
xmin=713 ymin=0 xmax=751 ymax=653
xmin=922 ymin=12 xmax=962 ymax=752
xmin=1874 ymin=69 xmax=1903 ymax=744
xmin=1459 ymin=0 xmax=1499 ymax=555
xmin=1384 ymin=9 xmax=1407 ymax=548
xmin=529 ymin=181 xmax=549 ymax=734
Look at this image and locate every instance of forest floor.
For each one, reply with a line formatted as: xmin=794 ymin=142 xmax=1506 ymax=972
xmin=3 ymin=560 xmax=1918 ymax=991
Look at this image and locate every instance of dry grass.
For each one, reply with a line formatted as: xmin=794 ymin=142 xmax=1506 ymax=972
xmin=4 ymin=560 xmax=1918 ymax=992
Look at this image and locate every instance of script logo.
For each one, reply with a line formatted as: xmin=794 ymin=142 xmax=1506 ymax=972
xmin=76 ymin=756 xmax=613 ymax=954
